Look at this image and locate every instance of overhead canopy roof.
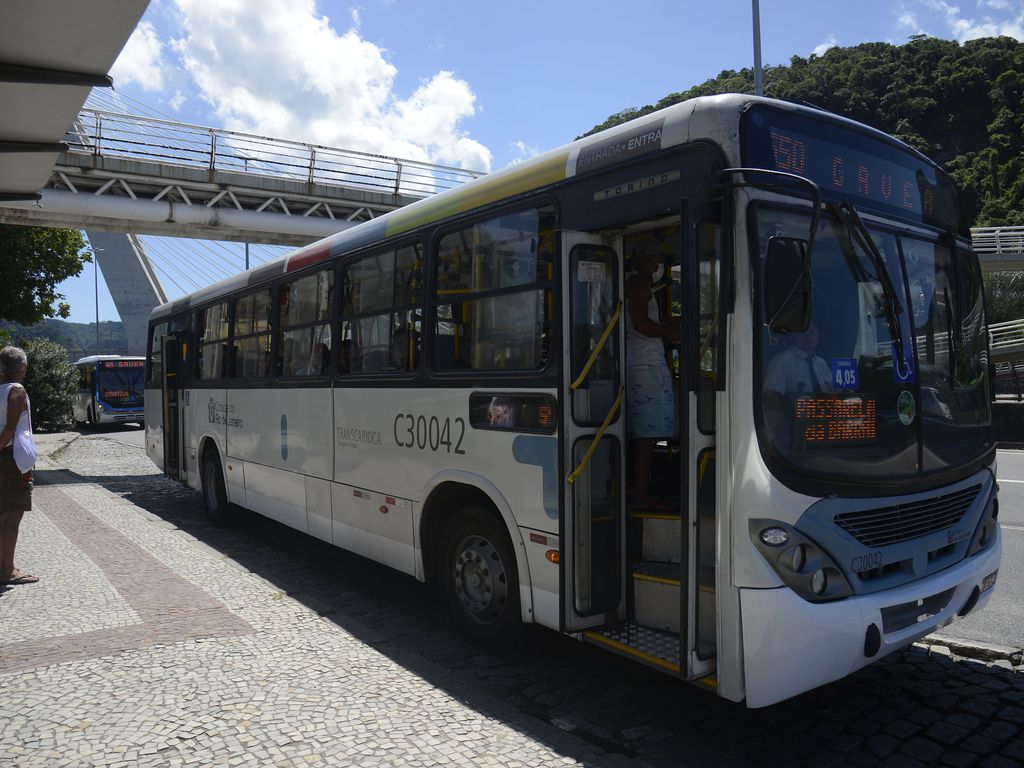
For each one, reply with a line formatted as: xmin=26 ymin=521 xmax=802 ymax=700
xmin=0 ymin=0 xmax=149 ymax=202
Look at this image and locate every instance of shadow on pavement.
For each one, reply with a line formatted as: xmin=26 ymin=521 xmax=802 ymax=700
xmin=35 ymin=466 xmax=1024 ymax=768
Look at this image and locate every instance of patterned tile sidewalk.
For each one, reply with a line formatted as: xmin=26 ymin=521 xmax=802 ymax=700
xmin=0 ymin=459 xmax=596 ymax=768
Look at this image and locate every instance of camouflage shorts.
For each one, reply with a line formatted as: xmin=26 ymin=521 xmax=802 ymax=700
xmin=0 ymin=447 xmax=32 ymax=514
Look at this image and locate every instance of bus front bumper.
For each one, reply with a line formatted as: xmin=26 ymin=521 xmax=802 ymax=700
xmin=738 ymin=531 xmax=1002 ymax=708
xmin=97 ymin=410 xmax=145 ymax=424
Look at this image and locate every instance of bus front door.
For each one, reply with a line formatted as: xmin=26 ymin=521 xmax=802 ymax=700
xmin=680 ymin=203 xmax=722 ymax=682
xmin=162 ymin=336 xmax=184 ymax=480
xmin=561 ymin=232 xmax=627 ymax=631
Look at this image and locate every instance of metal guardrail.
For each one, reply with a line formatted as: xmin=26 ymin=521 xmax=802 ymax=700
xmin=989 ymin=318 xmax=1024 ymax=349
xmin=971 ymin=226 xmax=1024 ymax=255
xmin=65 ymin=109 xmax=485 ymax=199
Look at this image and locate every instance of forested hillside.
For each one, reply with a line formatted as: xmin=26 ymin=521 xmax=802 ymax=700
xmin=0 ymin=318 xmax=128 ymax=360
xmin=583 ymin=36 xmax=1024 ymax=228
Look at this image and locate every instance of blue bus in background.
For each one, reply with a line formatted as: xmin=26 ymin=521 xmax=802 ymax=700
xmin=73 ymin=355 xmax=146 ymax=426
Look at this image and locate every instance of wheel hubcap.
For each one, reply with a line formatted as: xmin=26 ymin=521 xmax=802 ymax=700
xmin=452 ymin=535 xmax=507 ymax=624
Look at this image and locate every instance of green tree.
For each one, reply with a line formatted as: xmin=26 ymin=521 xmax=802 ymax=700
xmin=0 ymin=225 xmax=90 ymax=325
xmin=22 ymin=338 xmax=77 ymax=432
xmin=985 ymin=272 xmax=1024 ymax=324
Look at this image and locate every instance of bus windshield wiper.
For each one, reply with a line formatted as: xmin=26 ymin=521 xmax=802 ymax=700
xmin=830 ymin=201 xmax=907 ymax=368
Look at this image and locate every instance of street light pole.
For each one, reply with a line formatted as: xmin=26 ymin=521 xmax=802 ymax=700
xmin=752 ymin=0 xmax=764 ymax=96
xmin=94 ymin=253 xmax=100 ymax=355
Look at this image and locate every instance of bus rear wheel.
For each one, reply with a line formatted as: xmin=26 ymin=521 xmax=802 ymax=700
xmin=440 ymin=507 xmax=522 ymax=650
xmin=201 ymin=448 xmax=236 ymax=526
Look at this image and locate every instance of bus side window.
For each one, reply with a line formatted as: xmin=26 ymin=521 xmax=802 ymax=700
xmin=195 ymin=302 xmax=230 ymax=380
xmin=148 ymin=321 xmax=167 ymax=384
xmin=433 ymin=205 xmax=555 ymax=372
xmin=340 ymin=243 xmax=422 ymax=376
xmin=279 ymin=269 xmax=333 ymax=377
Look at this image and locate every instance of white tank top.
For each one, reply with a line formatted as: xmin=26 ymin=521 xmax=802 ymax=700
xmin=625 ymin=271 xmax=667 ymax=366
xmin=0 ymin=382 xmax=31 ymax=451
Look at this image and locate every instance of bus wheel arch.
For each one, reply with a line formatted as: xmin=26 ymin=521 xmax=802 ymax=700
xmin=200 ymin=440 xmax=236 ymax=526
xmin=439 ymin=504 xmax=524 ymax=649
xmin=420 ymin=480 xmax=533 ymax=640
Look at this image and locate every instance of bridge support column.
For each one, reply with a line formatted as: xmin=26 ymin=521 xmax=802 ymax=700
xmin=84 ymin=231 xmax=167 ymax=355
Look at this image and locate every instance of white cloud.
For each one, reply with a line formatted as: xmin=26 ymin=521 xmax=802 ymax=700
xmin=508 ymin=140 xmax=541 ymax=165
xmin=110 ymin=21 xmax=167 ymax=91
xmin=812 ymin=34 xmax=839 ymax=57
xmin=897 ymin=12 xmax=920 ymax=30
xmin=918 ymin=0 xmax=1024 ymax=40
xmin=169 ymin=91 xmax=187 ymax=111
xmin=168 ymin=0 xmax=491 ymax=171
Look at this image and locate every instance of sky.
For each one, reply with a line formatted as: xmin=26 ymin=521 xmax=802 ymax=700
xmin=56 ymin=0 xmax=1024 ymax=324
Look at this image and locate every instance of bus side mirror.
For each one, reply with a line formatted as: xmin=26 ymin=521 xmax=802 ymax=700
xmin=765 ymin=236 xmax=811 ymax=333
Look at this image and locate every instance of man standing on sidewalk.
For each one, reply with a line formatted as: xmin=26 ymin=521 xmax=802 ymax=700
xmin=0 ymin=345 xmax=39 ymax=586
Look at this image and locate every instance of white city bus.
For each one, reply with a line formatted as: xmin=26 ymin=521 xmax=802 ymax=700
xmin=145 ymin=94 xmax=1001 ymax=707
xmin=73 ymin=355 xmax=146 ymax=426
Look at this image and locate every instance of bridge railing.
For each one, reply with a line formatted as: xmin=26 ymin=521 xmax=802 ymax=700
xmin=971 ymin=226 xmax=1024 ymax=255
xmin=64 ymin=109 xmax=485 ymax=198
xmin=990 ymin=318 xmax=1024 ymax=350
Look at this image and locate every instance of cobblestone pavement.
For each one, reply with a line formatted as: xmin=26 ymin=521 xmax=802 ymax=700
xmin=1 ymin=433 xmax=1023 ymax=768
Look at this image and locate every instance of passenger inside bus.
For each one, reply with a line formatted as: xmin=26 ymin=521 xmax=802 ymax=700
xmin=387 ymin=328 xmax=420 ymax=372
xmin=338 ymin=340 xmax=353 ymax=373
xmin=625 ymin=247 xmax=680 ymax=510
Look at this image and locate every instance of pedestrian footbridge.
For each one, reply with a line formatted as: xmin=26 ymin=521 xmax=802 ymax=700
xmin=989 ymin=319 xmax=1024 ymax=364
xmin=971 ymin=226 xmax=1024 ymax=272
xmin=0 ymin=104 xmax=484 ymax=247
xmin=991 ymin=319 xmax=1024 ymax=401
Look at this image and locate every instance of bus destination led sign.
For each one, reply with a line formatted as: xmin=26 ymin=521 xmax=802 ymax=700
xmin=101 ymin=360 xmax=145 ymax=369
xmin=768 ymin=128 xmax=934 ymax=218
xmin=794 ymin=395 xmax=877 ymax=447
xmin=742 ymin=104 xmax=963 ymax=231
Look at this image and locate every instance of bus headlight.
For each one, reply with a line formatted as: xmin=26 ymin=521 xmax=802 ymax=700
xmin=97 ymin=404 xmax=105 ymax=412
xmin=760 ymin=527 xmax=789 ymax=546
xmin=967 ymin=494 xmax=999 ymax=557
xmin=750 ymin=518 xmax=853 ymax=603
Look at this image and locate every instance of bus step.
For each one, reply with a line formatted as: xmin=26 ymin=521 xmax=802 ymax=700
xmin=631 ymin=562 xmax=681 ymax=633
xmin=629 ymin=511 xmax=681 ymax=563
xmin=583 ymin=622 xmax=680 ymax=675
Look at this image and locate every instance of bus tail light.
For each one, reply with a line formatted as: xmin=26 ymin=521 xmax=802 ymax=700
xmin=750 ymin=518 xmax=853 ymax=603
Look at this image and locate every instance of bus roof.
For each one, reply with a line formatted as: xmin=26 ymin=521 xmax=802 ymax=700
xmin=151 ymin=93 xmax=929 ymax=320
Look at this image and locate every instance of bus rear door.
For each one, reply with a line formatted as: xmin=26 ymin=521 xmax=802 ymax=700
xmin=162 ymin=335 xmax=186 ymax=480
xmin=561 ymin=231 xmax=627 ymax=631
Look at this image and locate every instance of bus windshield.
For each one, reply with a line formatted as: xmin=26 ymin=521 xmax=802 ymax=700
xmin=97 ymin=361 xmax=145 ymax=406
xmin=755 ymin=205 xmax=993 ymax=488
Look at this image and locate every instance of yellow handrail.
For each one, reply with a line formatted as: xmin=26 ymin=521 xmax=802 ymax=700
xmin=570 ymin=301 xmax=622 ymax=392
xmin=568 ymin=385 xmax=623 ymax=485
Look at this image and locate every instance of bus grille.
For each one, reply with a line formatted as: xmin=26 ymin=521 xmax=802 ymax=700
xmin=834 ymin=485 xmax=981 ymax=547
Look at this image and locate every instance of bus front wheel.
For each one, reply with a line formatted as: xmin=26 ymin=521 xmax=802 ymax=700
xmin=440 ymin=507 xmax=522 ymax=649
xmin=201 ymin=449 xmax=236 ymax=526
